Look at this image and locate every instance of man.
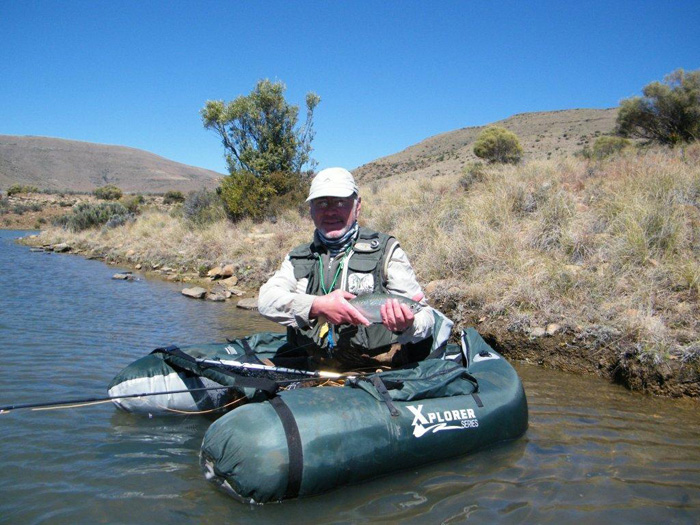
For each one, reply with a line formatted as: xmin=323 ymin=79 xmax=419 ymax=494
xmin=258 ymin=167 xmax=450 ymax=371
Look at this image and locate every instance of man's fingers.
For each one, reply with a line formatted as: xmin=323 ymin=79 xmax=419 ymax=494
xmin=391 ymin=299 xmax=407 ymax=326
xmin=344 ymin=301 xmax=370 ymax=326
xmin=339 ymin=290 xmax=357 ymax=301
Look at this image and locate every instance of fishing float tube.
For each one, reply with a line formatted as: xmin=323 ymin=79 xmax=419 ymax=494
xmin=199 ymin=328 xmax=528 ymax=504
xmin=107 ymin=332 xmax=292 ymax=415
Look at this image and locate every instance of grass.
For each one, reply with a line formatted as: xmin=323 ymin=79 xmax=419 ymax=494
xmin=23 ymin=144 xmax=700 ymax=394
xmin=363 ymin=146 xmax=700 ymax=369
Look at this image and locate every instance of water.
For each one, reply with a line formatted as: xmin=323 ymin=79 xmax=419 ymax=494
xmin=0 ymin=229 xmax=698 ymax=524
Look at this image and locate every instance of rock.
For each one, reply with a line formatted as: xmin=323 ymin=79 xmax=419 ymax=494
xmin=207 ymin=266 xmax=223 ymax=278
xmin=112 ymin=272 xmax=134 ymax=281
xmin=30 ymin=248 xmax=44 ymax=252
xmin=228 ymin=287 xmax=246 ymax=297
xmin=182 ymin=286 xmax=207 ymax=299
xmin=530 ymin=327 xmax=546 ymax=337
xmin=206 ymin=293 xmax=227 ymax=302
xmin=135 ymin=263 xmax=142 ymax=270
xmin=161 ymin=266 xmax=174 ymax=273
xmin=546 ymin=323 xmax=561 ymax=336
xmin=53 ymin=243 xmax=71 ymax=253
xmin=208 ymin=264 xmax=235 ymax=280
xmin=221 ymin=275 xmax=239 ymax=287
xmin=424 ymin=280 xmax=443 ymax=296
xmin=236 ymin=297 xmax=258 ymax=310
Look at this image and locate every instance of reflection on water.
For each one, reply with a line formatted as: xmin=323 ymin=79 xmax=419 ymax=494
xmin=0 ymin=230 xmax=699 ymax=524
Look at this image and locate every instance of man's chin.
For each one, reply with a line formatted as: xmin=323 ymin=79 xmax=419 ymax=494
xmin=319 ymin=227 xmax=347 ymax=239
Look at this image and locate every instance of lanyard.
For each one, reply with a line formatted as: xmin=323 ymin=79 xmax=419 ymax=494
xmin=318 ymin=247 xmax=351 ymax=295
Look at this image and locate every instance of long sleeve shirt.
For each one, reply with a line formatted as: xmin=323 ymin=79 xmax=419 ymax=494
xmin=258 ymin=244 xmax=434 ymax=345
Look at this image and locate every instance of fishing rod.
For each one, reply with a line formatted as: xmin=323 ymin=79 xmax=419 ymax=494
xmin=0 ymin=361 xmax=364 ymax=413
xmin=0 ymin=385 xmax=234 ymax=414
xmin=198 ymin=356 xmax=357 ymax=380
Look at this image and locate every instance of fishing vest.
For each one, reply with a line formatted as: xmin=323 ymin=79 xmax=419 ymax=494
xmin=287 ymin=227 xmax=431 ymax=369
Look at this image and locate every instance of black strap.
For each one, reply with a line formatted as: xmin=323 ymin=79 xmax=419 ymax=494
xmin=240 ymin=337 xmax=256 ymax=357
xmin=472 ymin=392 xmax=484 ymax=408
xmin=152 ymin=346 xmax=277 ymax=398
xmin=370 ymin=376 xmax=400 ymax=417
xmin=270 ymin=396 xmax=304 ymax=499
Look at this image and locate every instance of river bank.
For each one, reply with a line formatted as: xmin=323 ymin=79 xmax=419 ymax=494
xmin=12 ymin=148 xmax=700 ymax=398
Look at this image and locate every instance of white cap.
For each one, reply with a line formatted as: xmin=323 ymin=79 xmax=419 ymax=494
xmin=306 ymin=167 xmax=359 ymax=202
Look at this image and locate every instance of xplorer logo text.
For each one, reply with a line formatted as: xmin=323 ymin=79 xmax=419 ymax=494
xmin=406 ymin=404 xmax=479 ymax=438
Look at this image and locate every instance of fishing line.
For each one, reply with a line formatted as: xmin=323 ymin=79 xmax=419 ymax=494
xmin=0 ymin=385 xmax=235 ymax=414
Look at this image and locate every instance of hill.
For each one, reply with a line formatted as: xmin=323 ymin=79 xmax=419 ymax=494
xmin=354 ymin=108 xmax=619 ymax=182
xmin=0 ymin=135 xmax=224 ymax=193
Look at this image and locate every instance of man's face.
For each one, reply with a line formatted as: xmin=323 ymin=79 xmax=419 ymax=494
xmin=310 ymin=196 xmax=361 ymax=239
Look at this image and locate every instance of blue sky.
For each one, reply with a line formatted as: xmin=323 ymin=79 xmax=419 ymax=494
xmin=2 ymin=1 xmax=698 ymax=175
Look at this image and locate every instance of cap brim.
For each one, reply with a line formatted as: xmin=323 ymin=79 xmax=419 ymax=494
xmin=306 ymin=188 xmax=356 ymax=202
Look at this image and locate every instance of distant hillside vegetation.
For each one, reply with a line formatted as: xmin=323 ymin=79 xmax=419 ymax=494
xmin=0 ymin=135 xmax=224 ymax=193
xmin=354 ymin=108 xmax=619 ymax=182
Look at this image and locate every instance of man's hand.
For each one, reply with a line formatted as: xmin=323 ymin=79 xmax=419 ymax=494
xmin=309 ymin=290 xmax=371 ymax=326
xmin=380 ymin=292 xmax=424 ymax=333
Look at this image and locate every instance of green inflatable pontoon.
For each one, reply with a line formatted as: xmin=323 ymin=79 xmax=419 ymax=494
xmin=200 ymin=328 xmax=528 ymax=504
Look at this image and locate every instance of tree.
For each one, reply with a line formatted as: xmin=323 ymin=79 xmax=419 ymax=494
xmin=616 ymin=69 xmax=700 ymax=146
xmin=473 ymin=127 xmax=523 ymax=164
xmin=202 ymin=79 xmax=320 ymax=176
xmin=201 ymin=80 xmax=320 ymax=220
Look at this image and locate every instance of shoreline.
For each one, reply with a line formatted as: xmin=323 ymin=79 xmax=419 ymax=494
xmin=15 ymin=228 xmax=699 ymax=399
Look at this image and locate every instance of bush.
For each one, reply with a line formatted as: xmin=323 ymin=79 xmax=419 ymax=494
xmin=217 ymin=170 xmax=311 ymax=222
xmin=459 ymin=162 xmax=487 ymax=190
xmin=582 ymin=136 xmax=632 ymax=159
xmin=473 ymin=127 xmax=523 ymax=164
xmin=120 ymin=194 xmax=144 ymax=214
xmin=7 ymin=184 xmax=39 ymax=196
xmin=163 ymin=190 xmax=186 ymax=204
xmin=219 ymin=171 xmax=275 ymax=221
xmin=183 ymin=189 xmax=227 ymax=225
xmin=265 ymin=171 xmax=311 ymax=217
xmin=617 ymin=68 xmax=700 ymax=146
xmin=93 ymin=185 xmax=123 ymax=200
xmin=54 ymin=202 xmax=130 ymax=232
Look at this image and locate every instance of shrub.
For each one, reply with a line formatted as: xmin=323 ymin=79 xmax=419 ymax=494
xmin=219 ymin=171 xmax=276 ymax=221
xmin=183 ymin=189 xmax=227 ymax=225
xmin=163 ymin=190 xmax=186 ymax=204
xmin=54 ymin=202 xmax=130 ymax=232
xmin=6 ymin=184 xmax=39 ymax=196
xmin=459 ymin=162 xmax=487 ymax=190
xmin=473 ymin=127 xmax=523 ymax=164
xmin=617 ymin=68 xmax=700 ymax=146
xmin=265 ymin=171 xmax=311 ymax=217
xmin=587 ymin=136 xmax=632 ymax=159
xmin=93 ymin=185 xmax=123 ymax=200
xmin=120 ymin=194 xmax=144 ymax=214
